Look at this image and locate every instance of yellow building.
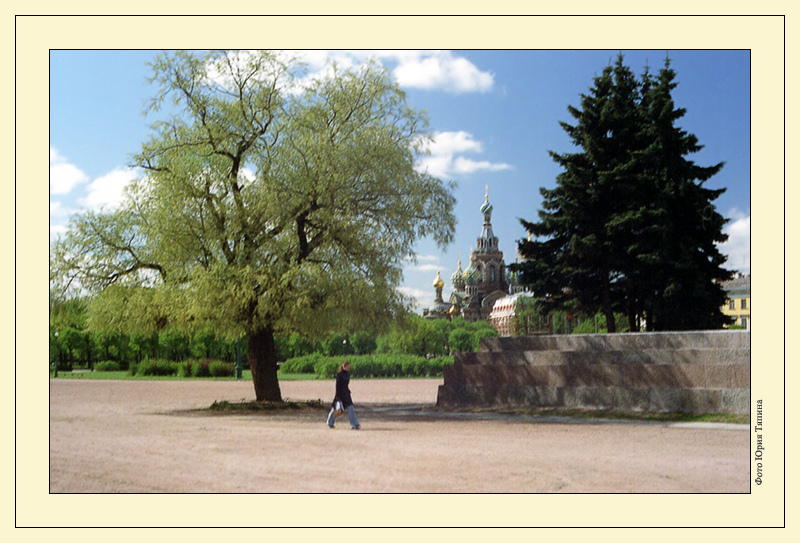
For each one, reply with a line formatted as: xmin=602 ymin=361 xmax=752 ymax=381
xmin=721 ymin=275 xmax=750 ymax=329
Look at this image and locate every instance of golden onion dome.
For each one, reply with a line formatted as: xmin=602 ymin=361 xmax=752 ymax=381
xmin=433 ymin=270 xmax=445 ymax=289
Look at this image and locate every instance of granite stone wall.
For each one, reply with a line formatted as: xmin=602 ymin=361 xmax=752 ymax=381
xmin=436 ymin=331 xmax=750 ymax=414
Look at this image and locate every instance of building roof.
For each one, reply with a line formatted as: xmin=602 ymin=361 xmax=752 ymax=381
xmin=721 ymin=275 xmax=750 ymax=297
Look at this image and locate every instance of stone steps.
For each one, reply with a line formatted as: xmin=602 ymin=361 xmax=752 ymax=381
xmin=480 ymin=330 xmax=750 ymax=352
xmin=455 ymin=348 xmax=750 ymax=366
xmin=437 ymin=331 xmax=750 ymax=414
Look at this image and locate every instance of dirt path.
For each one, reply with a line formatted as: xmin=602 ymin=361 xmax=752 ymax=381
xmin=49 ymin=378 xmax=749 ymax=493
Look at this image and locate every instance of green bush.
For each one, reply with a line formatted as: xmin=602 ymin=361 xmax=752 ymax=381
xmin=425 ymin=356 xmax=453 ymax=376
xmin=289 ymin=353 xmax=455 ymax=379
xmin=135 ymin=359 xmax=179 ymax=376
xmin=95 ymin=360 xmax=121 ymax=372
xmin=279 ymin=353 xmax=322 ymax=374
xmin=315 ymin=357 xmax=343 ymax=379
xmin=191 ymin=359 xmax=211 ymax=377
xmin=177 ymin=361 xmax=192 ymax=377
xmin=209 ymin=360 xmax=235 ymax=377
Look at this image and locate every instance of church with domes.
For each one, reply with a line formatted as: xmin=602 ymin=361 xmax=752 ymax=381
xmin=423 ymin=186 xmax=527 ymax=324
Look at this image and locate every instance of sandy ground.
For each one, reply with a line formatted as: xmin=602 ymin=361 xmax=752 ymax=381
xmin=49 ymin=377 xmax=750 ymax=493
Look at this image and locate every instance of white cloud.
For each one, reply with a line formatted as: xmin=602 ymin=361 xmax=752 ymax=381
xmin=392 ymin=51 xmax=494 ymax=94
xmin=398 ymin=286 xmax=430 ymax=310
xmin=276 ymin=50 xmax=494 ymax=95
xmin=402 ymin=254 xmax=442 ymax=273
xmin=718 ymin=210 xmax=750 ymax=274
xmin=416 ymin=131 xmax=512 ymax=179
xmin=81 ymin=167 xmax=138 ymax=211
xmin=452 ymin=156 xmax=513 ymax=175
xmin=50 ymin=146 xmax=88 ymax=195
xmin=426 ymin=130 xmax=483 ymax=155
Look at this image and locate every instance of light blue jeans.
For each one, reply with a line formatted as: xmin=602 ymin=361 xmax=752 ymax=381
xmin=327 ymin=404 xmax=360 ymax=428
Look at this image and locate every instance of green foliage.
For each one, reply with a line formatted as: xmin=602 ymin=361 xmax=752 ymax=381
xmin=350 ymin=330 xmax=377 ymax=355
xmin=569 ymin=313 xmax=629 ymax=334
xmin=208 ymin=360 xmax=235 ymax=378
xmin=372 ymin=314 xmax=502 ymax=355
xmin=191 ymin=360 xmax=211 ymax=378
xmin=132 ymin=359 xmax=180 ymax=376
xmin=470 ymin=325 xmax=499 ymax=350
xmin=447 ymin=328 xmax=473 ymax=353
xmin=49 ymin=295 xmax=88 ymax=330
xmin=279 ymin=352 xmax=323 ymax=374
xmin=56 ymin=327 xmax=88 ymax=363
xmin=94 ymin=360 xmax=121 ymax=372
xmin=285 ymin=332 xmax=315 ymax=359
xmin=321 ymin=331 xmax=354 ymax=356
xmin=158 ymin=330 xmax=190 ymax=362
xmin=279 ymin=353 xmax=454 ymax=379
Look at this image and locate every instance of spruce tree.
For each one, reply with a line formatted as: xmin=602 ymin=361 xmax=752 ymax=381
xmin=514 ymin=54 xmax=733 ymax=332
xmin=516 ymin=57 xmax=640 ymax=332
xmin=636 ymin=57 xmax=732 ymax=330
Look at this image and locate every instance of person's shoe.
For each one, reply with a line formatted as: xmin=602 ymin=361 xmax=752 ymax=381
xmin=351 ymin=425 xmax=360 ymax=430
xmin=328 ymin=425 xmax=335 ymax=429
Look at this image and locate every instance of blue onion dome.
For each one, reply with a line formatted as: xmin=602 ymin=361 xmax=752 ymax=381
xmin=451 ymin=259 xmax=466 ymax=290
xmin=480 ymin=185 xmax=493 ymax=215
xmin=480 ymin=197 xmax=493 ymax=216
xmin=464 ymin=262 xmax=481 ymax=284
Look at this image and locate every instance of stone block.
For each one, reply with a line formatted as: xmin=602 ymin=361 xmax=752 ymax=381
xmin=732 ymin=365 xmax=751 ymax=388
xmin=499 ymin=385 xmax=560 ymax=406
xmin=669 ymin=363 xmax=706 ymax=388
xmin=721 ymin=389 xmax=750 ymax=414
xmin=455 ymin=351 xmax=482 ymax=365
xmin=681 ymin=389 xmax=724 ymax=413
xmin=705 ymin=365 xmax=735 ymax=388
xmin=647 ymin=387 xmax=684 ymax=412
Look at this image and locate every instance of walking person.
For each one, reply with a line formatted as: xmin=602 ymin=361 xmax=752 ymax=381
xmin=327 ymin=361 xmax=360 ymax=430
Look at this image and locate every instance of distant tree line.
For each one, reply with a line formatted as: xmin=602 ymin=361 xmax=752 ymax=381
xmin=49 ymin=296 xmax=497 ymax=370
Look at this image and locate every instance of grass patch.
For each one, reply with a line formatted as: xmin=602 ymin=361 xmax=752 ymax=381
xmin=209 ymin=399 xmax=325 ymax=411
xmin=50 ymin=370 xmax=264 ymax=381
xmin=274 ymin=373 xmax=319 ymax=381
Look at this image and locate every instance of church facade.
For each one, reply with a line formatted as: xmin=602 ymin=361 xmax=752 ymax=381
xmin=423 ymin=187 xmax=528 ymax=324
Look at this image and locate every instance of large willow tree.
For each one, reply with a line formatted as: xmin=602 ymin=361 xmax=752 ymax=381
xmin=51 ymin=51 xmax=455 ymax=400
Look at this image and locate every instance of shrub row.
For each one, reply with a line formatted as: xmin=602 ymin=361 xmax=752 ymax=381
xmin=280 ymin=353 xmax=454 ymax=379
xmin=128 ymin=358 xmax=235 ymax=378
xmin=95 ymin=360 xmax=122 ymax=372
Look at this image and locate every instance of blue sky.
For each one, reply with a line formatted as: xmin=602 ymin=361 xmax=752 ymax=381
xmin=50 ymin=50 xmax=750 ymax=311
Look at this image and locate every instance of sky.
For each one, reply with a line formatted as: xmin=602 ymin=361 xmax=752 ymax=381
xmin=50 ymin=49 xmax=750 ymax=312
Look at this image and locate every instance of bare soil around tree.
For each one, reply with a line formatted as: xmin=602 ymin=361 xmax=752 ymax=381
xmin=49 ymin=378 xmax=749 ymax=493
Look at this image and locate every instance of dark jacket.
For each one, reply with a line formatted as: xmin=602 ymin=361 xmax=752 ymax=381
xmin=334 ymin=370 xmax=353 ymax=407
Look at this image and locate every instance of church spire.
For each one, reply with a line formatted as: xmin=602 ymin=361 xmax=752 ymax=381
xmin=478 ymin=185 xmax=497 ymax=250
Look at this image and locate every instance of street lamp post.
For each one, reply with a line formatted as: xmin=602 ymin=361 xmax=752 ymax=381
xmin=235 ymin=336 xmax=245 ymax=379
xmin=53 ymin=331 xmax=59 ymax=378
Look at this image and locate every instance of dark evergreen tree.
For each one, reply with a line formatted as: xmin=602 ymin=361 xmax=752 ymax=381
xmin=635 ymin=57 xmax=733 ymax=330
xmin=515 ymin=56 xmax=642 ymax=332
xmin=514 ymin=54 xmax=733 ymax=332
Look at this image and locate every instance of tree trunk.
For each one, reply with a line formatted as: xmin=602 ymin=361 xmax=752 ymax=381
xmin=248 ymin=326 xmax=282 ymax=402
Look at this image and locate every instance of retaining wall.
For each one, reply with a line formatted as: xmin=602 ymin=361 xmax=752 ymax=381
xmin=436 ymin=331 xmax=750 ymax=414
